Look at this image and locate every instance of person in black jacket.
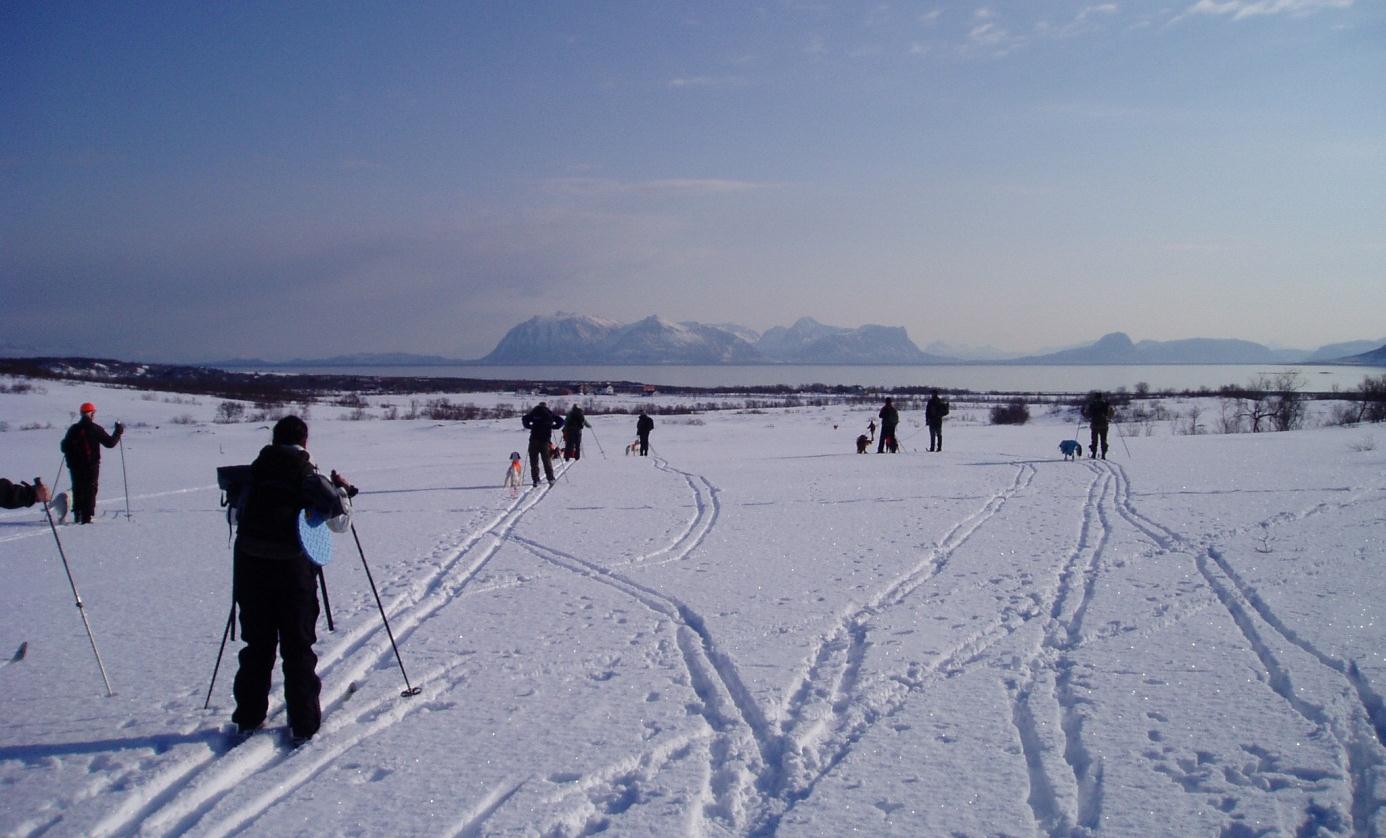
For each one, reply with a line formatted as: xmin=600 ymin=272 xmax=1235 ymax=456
xmin=0 ymin=477 xmax=51 ymax=509
xmin=521 ymin=402 xmax=564 ymax=485
xmin=231 ymin=415 xmax=355 ymax=743
xmin=925 ymin=391 xmax=950 ymax=452
xmin=877 ymin=398 xmax=899 ymax=453
xmin=563 ymin=405 xmax=591 ymax=461
xmin=60 ymin=402 xmax=123 ymax=524
xmin=635 ymin=411 xmax=654 ymax=456
xmin=1083 ymin=391 xmax=1113 ymax=459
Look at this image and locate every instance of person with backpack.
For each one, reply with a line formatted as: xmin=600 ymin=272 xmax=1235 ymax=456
xmin=563 ymin=405 xmax=591 ymax=461
xmin=60 ymin=402 xmax=123 ymax=524
xmin=635 ymin=411 xmax=654 ymax=456
xmin=877 ymin=398 xmax=899 ymax=453
xmin=1083 ymin=391 xmax=1113 ymax=459
xmin=0 ymin=477 xmax=51 ymax=509
xmin=521 ymin=402 xmax=564 ymax=485
xmin=230 ymin=415 xmax=356 ymax=745
xmin=925 ymin=391 xmax=950 ymax=452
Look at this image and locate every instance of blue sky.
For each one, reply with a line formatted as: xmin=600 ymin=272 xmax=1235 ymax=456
xmin=3 ymin=1 xmax=1382 ymax=361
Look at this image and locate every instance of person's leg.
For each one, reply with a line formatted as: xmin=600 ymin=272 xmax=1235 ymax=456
xmin=540 ymin=444 xmax=555 ymax=481
xmin=231 ymin=556 xmax=278 ymax=732
xmin=72 ymin=471 xmax=96 ymax=522
xmin=1089 ymin=426 xmax=1100 ymax=458
xmin=278 ymin=562 xmax=322 ymax=739
xmin=528 ymin=439 xmax=542 ymax=485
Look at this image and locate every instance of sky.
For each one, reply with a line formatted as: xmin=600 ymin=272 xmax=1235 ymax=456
xmin=3 ymin=1 xmax=1384 ymax=362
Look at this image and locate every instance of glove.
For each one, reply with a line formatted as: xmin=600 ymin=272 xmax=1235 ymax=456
xmin=330 ymin=470 xmax=359 ymax=498
xmin=114 ymin=422 xmax=125 ymax=436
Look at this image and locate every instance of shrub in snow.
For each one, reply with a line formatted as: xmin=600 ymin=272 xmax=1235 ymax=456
xmin=990 ymin=400 xmax=1029 ymax=425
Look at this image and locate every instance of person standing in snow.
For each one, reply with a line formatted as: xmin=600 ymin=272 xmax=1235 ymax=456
xmin=231 ymin=415 xmax=356 ymax=744
xmin=522 ymin=402 xmax=564 ymax=485
xmin=60 ymin=402 xmax=123 ymax=524
xmin=635 ymin=411 xmax=654 ymax=456
xmin=877 ymin=398 xmax=899 ymax=453
xmin=0 ymin=477 xmax=51 ymax=509
xmin=1083 ymin=391 xmax=1113 ymax=459
xmin=925 ymin=391 xmax=950 ymax=452
xmin=563 ymin=404 xmax=591 ymax=461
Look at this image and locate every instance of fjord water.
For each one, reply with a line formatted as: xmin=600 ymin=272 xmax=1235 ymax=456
xmin=249 ymin=363 xmax=1381 ymax=393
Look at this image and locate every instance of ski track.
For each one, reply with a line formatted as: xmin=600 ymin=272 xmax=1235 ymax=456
xmin=81 ymin=475 xmax=562 ymax=837
xmin=25 ymin=451 xmax=1386 ymax=836
xmin=1099 ymin=459 xmax=1386 ymax=835
xmin=743 ymin=462 xmax=1043 ymax=834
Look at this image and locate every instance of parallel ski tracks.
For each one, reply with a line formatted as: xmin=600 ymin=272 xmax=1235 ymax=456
xmin=1098 ymin=459 xmax=1386 ymax=836
xmin=82 ymin=476 xmax=562 ymax=837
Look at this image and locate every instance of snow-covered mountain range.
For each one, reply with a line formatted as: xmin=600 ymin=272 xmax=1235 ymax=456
xmin=478 ymin=314 xmax=953 ymax=365
xmin=476 ymin=315 xmax=1385 ymax=367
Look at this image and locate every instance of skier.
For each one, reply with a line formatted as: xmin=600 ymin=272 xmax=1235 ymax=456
xmin=0 ymin=477 xmax=51 ymax=509
xmin=230 ymin=415 xmax=355 ymax=744
xmin=877 ymin=398 xmax=899 ymax=454
xmin=60 ymin=402 xmax=123 ymax=524
xmin=563 ymin=404 xmax=591 ymax=461
xmin=521 ymin=402 xmax=564 ymax=485
xmin=635 ymin=411 xmax=654 ymax=456
xmin=925 ymin=391 xmax=950 ymax=452
xmin=1083 ymin=391 xmax=1113 ymax=459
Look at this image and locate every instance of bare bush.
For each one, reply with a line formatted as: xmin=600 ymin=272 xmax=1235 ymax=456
xmin=214 ymin=401 xmax=246 ymax=423
xmin=990 ymin=400 xmax=1030 ymax=425
xmin=1335 ymin=374 xmax=1386 ymax=425
xmin=170 ymin=414 xmax=198 ymax=425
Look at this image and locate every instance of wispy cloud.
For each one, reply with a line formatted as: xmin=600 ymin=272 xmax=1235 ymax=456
xmin=668 ymin=75 xmax=748 ymax=89
xmin=1179 ymin=0 xmax=1353 ymax=22
xmin=542 ymin=177 xmax=783 ymax=197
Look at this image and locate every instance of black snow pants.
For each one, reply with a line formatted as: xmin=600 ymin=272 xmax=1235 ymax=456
xmin=529 ymin=436 xmax=555 ymax=483
xmin=928 ymin=422 xmax=943 ymax=452
xmin=232 ymin=548 xmax=322 ymax=738
xmin=69 ymin=467 xmax=99 ymax=523
xmin=1089 ymin=425 xmax=1109 ymax=459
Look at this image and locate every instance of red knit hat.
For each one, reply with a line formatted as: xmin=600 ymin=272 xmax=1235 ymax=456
xmin=80 ymin=402 xmax=96 ymax=414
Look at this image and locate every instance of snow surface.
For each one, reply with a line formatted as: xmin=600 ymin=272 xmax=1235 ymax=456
xmin=1 ymin=378 xmax=1384 ymax=836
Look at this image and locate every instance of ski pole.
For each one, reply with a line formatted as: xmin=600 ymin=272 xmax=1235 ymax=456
xmin=588 ymin=426 xmax=607 ymax=459
xmin=203 ymin=599 xmax=236 ymax=709
xmin=349 ymin=523 xmax=421 ymax=698
xmin=1115 ymin=421 xmax=1133 ymax=459
xmin=118 ymin=431 xmax=131 ymax=520
xmin=53 ymin=455 xmax=66 ymax=497
xmin=36 ymin=478 xmax=114 ymax=697
xmin=318 ymin=568 xmax=335 ymax=632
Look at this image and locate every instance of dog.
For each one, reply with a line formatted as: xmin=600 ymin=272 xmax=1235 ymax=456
xmin=1059 ymin=439 xmax=1082 ymax=461
xmin=856 ymin=433 xmax=872 ymax=454
xmin=503 ymin=451 xmax=525 ymax=494
xmin=625 ymin=438 xmax=643 ymax=456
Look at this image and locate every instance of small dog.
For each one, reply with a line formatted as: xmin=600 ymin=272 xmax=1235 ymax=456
xmin=626 ymin=438 xmax=643 ymax=455
xmin=503 ymin=452 xmax=525 ymax=493
xmin=1059 ymin=439 xmax=1082 ymax=461
xmin=856 ymin=433 xmax=873 ymax=454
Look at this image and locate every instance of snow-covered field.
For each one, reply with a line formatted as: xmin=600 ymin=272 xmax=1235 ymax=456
xmin=2 ymin=377 xmax=1384 ymax=836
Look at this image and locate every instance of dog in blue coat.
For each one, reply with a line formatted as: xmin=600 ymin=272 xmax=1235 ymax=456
xmin=1059 ymin=439 xmax=1082 ymax=461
